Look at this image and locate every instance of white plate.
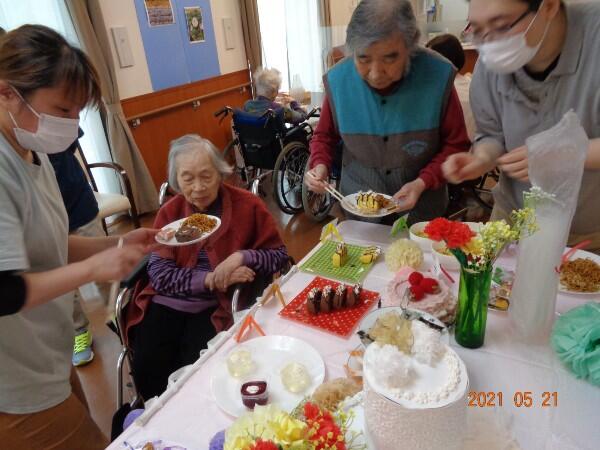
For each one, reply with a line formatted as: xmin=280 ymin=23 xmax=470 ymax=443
xmin=210 ymin=335 xmax=325 ymax=418
xmin=558 ymin=249 xmax=600 ymax=296
xmin=154 ymin=215 xmax=221 ymax=247
xmin=341 ymin=193 xmax=396 ymax=218
xmin=358 ymin=306 xmax=450 ymax=346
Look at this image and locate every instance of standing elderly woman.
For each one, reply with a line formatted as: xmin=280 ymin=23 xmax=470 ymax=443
xmin=244 ymin=67 xmax=307 ymax=125
xmin=127 ymin=134 xmax=289 ymax=399
xmin=305 ymin=0 xmax=470 ymax=223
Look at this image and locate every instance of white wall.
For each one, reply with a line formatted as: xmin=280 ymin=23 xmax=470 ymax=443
xmin=99 ymin=0 xmax=153 ymax=99
xmin=209 ymin=0 xmax=248 ymax=74
xmin=98 ymin=0 xmax=248 ymax=100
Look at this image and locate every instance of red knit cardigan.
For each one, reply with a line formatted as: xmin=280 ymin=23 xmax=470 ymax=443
xmin=124 ymin=184 xmax=284 ymax=345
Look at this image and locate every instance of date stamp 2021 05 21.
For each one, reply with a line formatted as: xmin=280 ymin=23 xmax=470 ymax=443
xmin=468 ymin=391 xmax=558 ymax=408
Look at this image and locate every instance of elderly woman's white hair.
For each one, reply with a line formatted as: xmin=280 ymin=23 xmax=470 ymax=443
xmin=167 ymin=134 xmax=233 ymax=192
xmin=345 ymin=0 xmax=420 ymax=55
xmin=253 ymin=67 xmax=282 ymax=99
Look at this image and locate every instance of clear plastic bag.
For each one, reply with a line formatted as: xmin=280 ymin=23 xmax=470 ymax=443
xmin=509 ymin=112 xmax=588 ymax=343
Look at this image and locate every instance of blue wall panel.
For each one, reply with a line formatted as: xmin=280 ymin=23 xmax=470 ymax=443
xmin=133 ymin=0 xmax=190 ymax=91
xmin=175 ymin=0 xmax=221 ymax=82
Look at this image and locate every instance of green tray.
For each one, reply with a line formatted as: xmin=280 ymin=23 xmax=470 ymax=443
xmin=299 ymin=240 xmax=375 ymax=284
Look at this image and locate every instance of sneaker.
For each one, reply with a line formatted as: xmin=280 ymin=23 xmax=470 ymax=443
xmin=72 ymin=328 xmax=94 ymax=367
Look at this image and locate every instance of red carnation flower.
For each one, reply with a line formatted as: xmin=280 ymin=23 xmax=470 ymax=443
xmin=445 ymin=222 xmax=474 ymax=249
xmin=251 ymin=439 xmax=279 ymax=450
xmin=424 ymin=218 xmax=453 ymax=242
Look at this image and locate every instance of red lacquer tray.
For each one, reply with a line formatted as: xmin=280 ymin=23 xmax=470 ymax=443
xmin=279 ymin=276 xmax=380 ymax=338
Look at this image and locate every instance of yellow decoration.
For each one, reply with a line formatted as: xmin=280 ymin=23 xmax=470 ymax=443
xmin=360 ymin=246 xmax=381 ymax=264
xmin=320 ymin=221 xmax=343 ymax=243
xmin=260 ymin=282 xmax=286 ymax=307
xmin=385 ymin=238 xmax=424 ymax=271
xmin=224 ymin=404 xmax=308 ymax=450
xmin=332 ymin=242 xmax=349 ymax=268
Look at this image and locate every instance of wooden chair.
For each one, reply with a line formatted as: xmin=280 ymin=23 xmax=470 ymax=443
xmin=75 ymin=145 xmax=140 ymax=234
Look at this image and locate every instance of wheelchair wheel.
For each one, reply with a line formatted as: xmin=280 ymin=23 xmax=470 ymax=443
xmin=272 ymin=141 xmax=309 ymax=214
xmin=301 ymin=159 xmax=336 ymax=222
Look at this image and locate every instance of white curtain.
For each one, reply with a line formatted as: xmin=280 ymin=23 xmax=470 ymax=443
xmin=0 ymin=0 xmax=119 ymax=195
xmin=257 ymin=0 xmax=324 ymax=93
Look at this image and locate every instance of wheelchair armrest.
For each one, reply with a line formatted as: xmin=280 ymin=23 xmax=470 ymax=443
xmin=120 ymin=254 xmax=150 ymax=289
xmin=284 ymin=122 xmax=312 ymax=139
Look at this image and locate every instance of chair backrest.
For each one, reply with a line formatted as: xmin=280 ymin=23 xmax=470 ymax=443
xmin=232 ymin=108 xmax=285 ymax=170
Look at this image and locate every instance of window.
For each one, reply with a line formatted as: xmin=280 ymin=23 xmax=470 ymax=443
xmin=257 ymin=0 xmax=326 ymax=94
xmin=0 ymin=0 xmax=119 ymax=194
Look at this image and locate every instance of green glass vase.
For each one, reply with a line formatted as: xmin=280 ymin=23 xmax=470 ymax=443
xmin=455 ymin=267 xmax=493 ymax=349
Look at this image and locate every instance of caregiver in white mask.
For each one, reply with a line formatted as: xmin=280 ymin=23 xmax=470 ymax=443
xmin=443 ymin=0 xmax=600 ymax=253
xmin=0 ymin=25 xmax=158 ymax=448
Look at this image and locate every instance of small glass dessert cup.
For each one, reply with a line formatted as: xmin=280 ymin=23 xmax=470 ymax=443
xmin=281 ymin=362 xmax=311 ymax=394
xmin=240 ymin=381 xmax=269 ymax=409
xmin=227 ymin=348 xmax=255 ymax=379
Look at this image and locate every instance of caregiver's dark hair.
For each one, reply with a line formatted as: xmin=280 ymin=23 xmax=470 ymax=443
xmin=0 ymin=24 xmax=101 ymax=108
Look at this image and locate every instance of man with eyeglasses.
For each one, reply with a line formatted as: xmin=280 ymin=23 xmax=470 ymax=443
xmin=443 ymin=0 xmax=600 ymax=253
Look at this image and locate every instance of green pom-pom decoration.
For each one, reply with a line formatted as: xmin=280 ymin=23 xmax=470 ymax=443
xmin=551 ymin=302 xmax=600 ymax=386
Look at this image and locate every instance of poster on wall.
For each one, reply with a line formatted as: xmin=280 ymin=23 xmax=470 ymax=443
xmin=144 ymin=0 xmax=175 ymax=27
xmin=184 ymin=6 xmax=205 ymax=43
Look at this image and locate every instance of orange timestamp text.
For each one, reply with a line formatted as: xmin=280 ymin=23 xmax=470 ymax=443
xmin=467 ymin=391 xmax=558 ymax=408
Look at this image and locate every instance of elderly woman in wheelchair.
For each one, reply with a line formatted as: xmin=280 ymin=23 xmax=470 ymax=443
xmin=244 ymin=67 xmax=307 ymax=126
xmin=304 ymin=0 xmax=470 ymax=225
xmin=126 ymin=134 xmax=289 ymax=400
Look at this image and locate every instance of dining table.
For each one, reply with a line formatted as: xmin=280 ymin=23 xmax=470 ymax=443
xmin=108 ymin=220 xmax=600 ymax=450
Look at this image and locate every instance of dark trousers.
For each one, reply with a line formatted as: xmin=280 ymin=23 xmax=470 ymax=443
xmin=131 ymin=301 xmax=217 ymax=400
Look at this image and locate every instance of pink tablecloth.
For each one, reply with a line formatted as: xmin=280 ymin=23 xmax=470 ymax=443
xmin=108 ymin=221 xmax=600 ymax=450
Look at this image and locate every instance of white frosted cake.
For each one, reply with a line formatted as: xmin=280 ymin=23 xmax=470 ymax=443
xmin=363 ymin=315 xmax=468 ymax=450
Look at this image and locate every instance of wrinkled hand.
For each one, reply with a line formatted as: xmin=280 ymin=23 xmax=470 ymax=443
xmin=85 ymin=245 xmax=147 ymax=283
xmin=497 ymin=146 xmax=529 ymax=182
xmin=206 ymin=266 xmax=255 ymax=292
xmin=304 ymin=163 xmax=329 ymax=194
xmin=393 ymin=178 xmax=426 ymax=212
xmin=442 ymin=153 xmax=490 ymax=184
xmin=122 ymin=228 xmax=161 ymax=251
xmin=209 ymin=252 xmax=245 ymax=292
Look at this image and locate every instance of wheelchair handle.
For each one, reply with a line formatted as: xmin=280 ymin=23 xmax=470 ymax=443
xmin=306 ymin=107 xmax=320 ymax=120
xmin=214 ymin=106 xmax=233 ymax=124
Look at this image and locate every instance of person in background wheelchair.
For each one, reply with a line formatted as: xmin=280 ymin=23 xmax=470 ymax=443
xmin=244 ymin=67 xmax=307 ymax=126
xmin=127 ymin=134 xmax=289 ymax=400
xmin=304 ymin=0 xmax=470 ymax=225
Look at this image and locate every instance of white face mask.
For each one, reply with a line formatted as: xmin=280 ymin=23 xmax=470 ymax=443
xmin=477 ymin=9 xmax=551 ymax=74
xmin=9 ymin=89 xmax=79 ymax=154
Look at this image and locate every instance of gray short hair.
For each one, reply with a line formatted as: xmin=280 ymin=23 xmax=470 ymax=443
xmin=167 ymin=134 xmax=233 ymax=192
xmin=346 ymin=0 xmax=420 ymax=55
xmin=253 ymin=67 xmax=282 ymax=98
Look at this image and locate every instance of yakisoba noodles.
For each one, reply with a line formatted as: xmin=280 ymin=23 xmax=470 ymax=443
xmin=182 ymin=213 xmax=217 ymax=233
xmin=560 ymin=258 xmax=600 ymax=292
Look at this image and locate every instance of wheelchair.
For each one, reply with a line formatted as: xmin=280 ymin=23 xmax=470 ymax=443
xmin=214 ymin=106 xmax=320 ymax=215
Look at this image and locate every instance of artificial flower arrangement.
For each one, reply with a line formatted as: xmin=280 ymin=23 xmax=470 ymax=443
xmin=423 ymin=209 xmax=537 ymax=348
xmin=424 ymin=208 xmax=538 ymax=272
xmin=210 ymin=401 xmax=365 ymax=450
